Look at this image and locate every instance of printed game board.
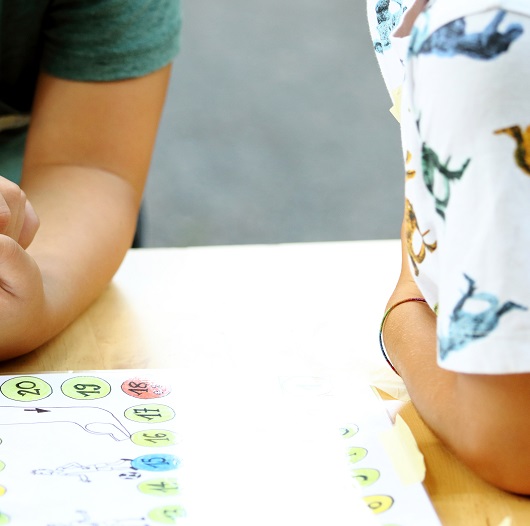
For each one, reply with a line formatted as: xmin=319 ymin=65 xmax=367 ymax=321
xmin=0 ymin=370 xmax=440 ymax=525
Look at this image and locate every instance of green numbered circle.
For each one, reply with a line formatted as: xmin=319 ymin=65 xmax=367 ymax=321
xmin=125 ymin=404 xmax=175 ymax=424
xmin=351 ymin=468 xmax=380 ymax=487
xmin=363 ymin=495 xmax=394 ymax=514
xmin=1 ymin=376 xmax=52 ymax=402
xmin=0 ymin=460 xmax=5 ymax=472
xmin=131 ymin=430 xmax=177 ymax=447
xmin=148 ymin=505 xmax=186 ymax=523
xmin=138 ymin=478 xmax=179 ymax=496
xmin=348 ymin=447 xmax=368 ymax=464
xmin=61 ymin=376 xmax=111 ymax=400
xmin=340 ymin=424 xmax=359 ymax=439
xmin=0 ymin=512 xmax=9 ymax=524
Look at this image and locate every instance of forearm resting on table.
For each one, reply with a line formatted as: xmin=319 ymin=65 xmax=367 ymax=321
xmin=386 ymin=276 xmax=530 ymax=494
xmin=0 ymin=67 xmax=170 ymax=358
xmin=0 ymin=163 xmax=139 ymax=357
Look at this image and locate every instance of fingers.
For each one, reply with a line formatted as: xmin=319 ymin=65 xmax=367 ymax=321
xmin=0 ymin=235 xmax=46 ymax=357
xmin=0 ymin=234 xmax=38 ymax=294
xmin=0 ymin=234 xmax=44 ymax=308
xmin=18 ymin=199 xmax=40 ymax=249
xmin=0 ymin=176 xmax=40 ymax=248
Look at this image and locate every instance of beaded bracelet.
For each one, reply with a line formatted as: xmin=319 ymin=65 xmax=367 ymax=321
xmin=378 ymin=297 xmax=428 ymax=376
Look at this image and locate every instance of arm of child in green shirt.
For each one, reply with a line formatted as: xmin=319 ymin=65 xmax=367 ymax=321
xmin=0 ymin=65 xmax=171 ymax=357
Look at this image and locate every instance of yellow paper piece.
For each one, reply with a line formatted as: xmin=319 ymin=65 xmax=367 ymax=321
xmin=389 ymin=85 xmax=403 ymax=123
xmin=379 ymin=414 xmax=426 ymax=486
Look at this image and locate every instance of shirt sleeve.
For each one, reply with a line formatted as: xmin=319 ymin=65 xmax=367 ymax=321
xmin=41 ymin=0 xmax=181 ymax=81
xmin=406 ymin=3 xmax=530 ymax=374
xmin=366 ymin=0 xmax=417 ymax=109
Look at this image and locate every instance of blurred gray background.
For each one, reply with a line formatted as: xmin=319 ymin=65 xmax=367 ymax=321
xmin=143 ymin=0 xmax=404 ymax=247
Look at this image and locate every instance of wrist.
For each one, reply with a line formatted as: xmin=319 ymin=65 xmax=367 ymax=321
xmin=380 ymin=294 xmax=437 ymax=380
xmin=379 ymin=297 xmax=428 ymax=375
xmin=0 ymin=249 xmax=53 ymax=359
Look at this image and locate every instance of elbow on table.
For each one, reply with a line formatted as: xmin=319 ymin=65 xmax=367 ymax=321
xmin=421 ymin=371 xmax=530 ymax=495
xmin=451 ymin=400 xmax=530 ymax=495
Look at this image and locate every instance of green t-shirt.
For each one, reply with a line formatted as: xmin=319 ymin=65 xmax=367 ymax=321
xmin=0 ymin=0 xmax=182 ymax=183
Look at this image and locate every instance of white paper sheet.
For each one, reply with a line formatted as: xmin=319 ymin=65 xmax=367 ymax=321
xmin=0 ymin=370 xmax=439 ymax=525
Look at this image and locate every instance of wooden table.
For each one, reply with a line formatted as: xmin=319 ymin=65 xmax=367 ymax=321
xmin=1 ymin=241 xmax=529 ymax=525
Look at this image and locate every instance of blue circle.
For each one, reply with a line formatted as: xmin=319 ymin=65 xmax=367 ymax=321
xmin=131 ymin=454 xmax=180 ymax=472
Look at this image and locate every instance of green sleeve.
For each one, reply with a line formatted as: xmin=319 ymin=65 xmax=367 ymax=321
xmin=41 ymin=0 xmax=182 ymax=81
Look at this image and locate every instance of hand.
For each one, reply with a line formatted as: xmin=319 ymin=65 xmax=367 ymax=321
xmin=0 ymin=235 xmax=47 ymax=358
xmin=0 ymin=177 xmax=45 ymax=357
xmin=0 ymin=175 xmax=40 ymax=249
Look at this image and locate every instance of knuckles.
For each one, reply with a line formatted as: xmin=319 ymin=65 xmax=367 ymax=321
xmin=0 ymin=234 xmax=19 ymax=266
xmin=0 ymin=205 xmax=12 ymax=232
xmin=0 ymin=177 xmax=26 ymax=235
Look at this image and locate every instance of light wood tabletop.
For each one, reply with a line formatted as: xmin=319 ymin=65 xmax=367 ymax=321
xmin=1 ymin=241 xmax=529 ymax=525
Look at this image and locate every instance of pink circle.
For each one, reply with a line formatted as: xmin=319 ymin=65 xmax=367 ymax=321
xmin=121 ymin=378 xmax=171 ymax=399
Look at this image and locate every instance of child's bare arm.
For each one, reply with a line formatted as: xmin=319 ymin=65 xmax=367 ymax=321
xmin=0 ymin=65 xmax=171 ymax=357
xmin=383 ymin=220 xmax=530 ymax=494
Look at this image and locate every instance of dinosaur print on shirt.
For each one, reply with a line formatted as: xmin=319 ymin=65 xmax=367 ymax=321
xmin=494 ymin=124 xmax=530 ymax=175
xmin=439 ymin=274 xmax=527 ymax=360
xmin=421 ymin=143 xmax=470 ymax=220
xmin=373 ymin=0 xmax=408 ymax=53
xmin=404 ymin=198 xmax=437 ymax=276
xmin=411 ymin=10 xmax=523 ymax=59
